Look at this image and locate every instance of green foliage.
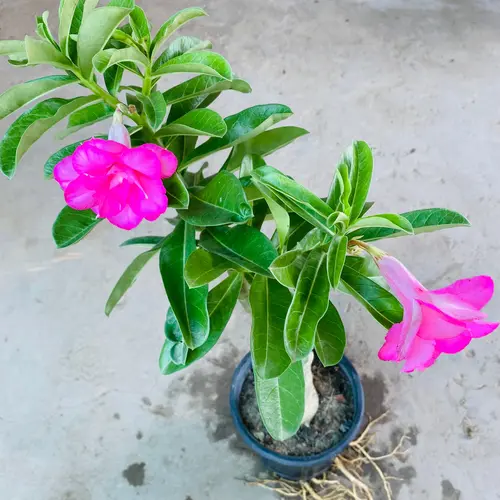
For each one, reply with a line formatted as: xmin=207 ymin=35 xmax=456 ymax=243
xmin=182 ymin=104 xmax=293 ymax=167
xmin=159 ymin=221 xmax=209 ymax=349
xmin=250 ymin=275 xmax=292 ymax=379
xmin=178 ymin=171 xmax=252 ymax=226
xmin=160 ymin=272 xmax=242 ymax=374
xmin=105 ymin=246 xmax=160 ymax=316
xmin=254 ymin=360 xmax=305 ymax=441
xmin=0 ymin=2 xmax=474 ymax=443
xmin=199 ymin=225 xmax=278 ymax=276
xmin=0 ymin=96 xmax=98 ymax=178
xmin=0 ymin=75 xmax=77 ymax=120
xmin=52 ymin=206 xmax=101 ymax=248
xmin=315 ymin=303 xmax=346 ymax=367
xmin=156 ymin=109 xmax=227 ymax=138
xmin=285 ymin=249 xmax=330 ymax=361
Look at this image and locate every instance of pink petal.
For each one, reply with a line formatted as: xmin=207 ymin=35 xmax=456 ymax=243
xmin=378 ymin=323 xmax=402 ymax=361
xmin=416 ymin=301 xmax=467 ymax=340
xmin=129 ymin=179 xmax=168 ymax=221
xmin=401 ymin=336 xmax=437 ymax=372
xmin=108 ymin=122 xmax=131 ymax=148
xmin=377 ymin=256 xmax=426 ymax=303
xmin=139 ymin=143 xmax=178 ymax=178
xmin=121 ymin=147 xmax=161 ymax=177
xmin=98 ymin=180 xmax=130 ymax=218
xmin=434 ymin=333 xmax=471 ymax=354
xmin=64 ymin=176 xmax=101 ymax=210
xmin=72 ymin=142 xmax=115 ymax=175
xmin=53 ymin=156 xmax=78 ymax=189
xmin=467 ymin=321 xmax=499 ymax=338
xmin=426 ymin=290 xmax=486 ymax=321
xmin=107 ymin=205 xmax=143 ymax=230
xmin=90 ymin=138 xmax=127 ymax=155
xmin=432 ymin=276 xmax=494 ymax=310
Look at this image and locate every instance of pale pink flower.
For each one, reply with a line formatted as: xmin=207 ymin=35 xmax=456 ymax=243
xmin=377 ymin=256 xmax=498 ymax=372
xmin=54 ymin=125 xmax=177 ymax=230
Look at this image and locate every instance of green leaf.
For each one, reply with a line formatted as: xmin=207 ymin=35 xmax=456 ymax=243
xmin=52 ymin=206 xmax=102 ymax=248
xmin=153 ymin=36 xmax=211 ymax=70
xmin=93 ymin=47 xmax=149 ymax=73
xmin=359 ymin=201 xmax=374 ymax=217
xmin=163 ymin=75 xmax=251 ymax=106
xmin=0 ymin=96 xmax=98 ymax=179
xmin=129 ymin=5 xmax=150 ymax=42
xmin=252 ymin=166 xmax=332 ymax=219
xmin=327 ymin=235 xmax=348 ymax=290
xmin=157 ymin=108 xmax=227 ymax=138
xmin=254 ymin=361 xmax=305 ymax=441
xmin=120 ymin=236 xmax=164 ymax=247
xmin=159 ymin=221 xmax=209 ymax=349
xmin=67 ymin=0 xmax=100 ymax=62
xmin=59 ymin=0 xmax=80 ymax=55
xmin=105 ymin=247 xmax=159 ymax=316
xmin=350 ymin=208 xmax=471 ymax=242
xmin=340 ymin=264 xmax=403 ymax=329
xmin=59 ymin=102 xmax=113 ymax=139
xmin=296 ymin=228 xmax=329 ymax=252
xmin=184 ymin=248 xmax=237 ymax=288
xmin=0 ymin=75 xmax=77 ymax=120
xmin=44 ymin=139 xmax=84 ymax=179
xmin=284 ymin=249 xmax=330 ymax=361
xmin=151 ymin=7 xmax=207 ymax=57
xmin=254 ymin=181 xmax=290 ymax=249
xmin=153 ymin=51 xmax=232 ymax=80
xmin=327 ymin=163 xmax=351 ymax=211
xmin=78 ymin=2 xmax=135 ymax=78
xmin=315 ymin=303 xmax=346 ymax=367
xmin=24 ymin=36 xmax=73 ymax=70
xmin=36 ymin=11 xmax=58 ymax=49
xmin=347 ymin=214 xmax=413 ymax=235
xmin=160 ymin=272 xmax=242 ymax=375
xmin=163 ymin=173 xmax=189 ymax=209
xmin=199 ymin=225 xmax=278 ymax=277
xmin=104 ymin=64 xmax=124 ymax=96
xmin=344 ymin=141 xmax=373 ymax=223
xmin=0 ymin=40 xmax=25 ymax=57
xmin=137 ymin=91 xmax=167 ymax=131
xmin=183 ymin=104 xmax=292 ymax=167
xmin=269 ymin=250 xmax=307 ymax=288
xmin=286 ymin=214 xmax=314 ymax=251
xmin=250 ymin=275 xmax=292 ymax=379
xmin=178 ymin=171 xmax=252 ymax=227
xmin=249 ymin=126 xmax=309 ymax=156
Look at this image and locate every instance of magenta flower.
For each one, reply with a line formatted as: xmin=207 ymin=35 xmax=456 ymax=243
xmin=377 ymin=256 xmax=498 ymax=372
xmin=54 ymin=121 xmax=177 ymax=230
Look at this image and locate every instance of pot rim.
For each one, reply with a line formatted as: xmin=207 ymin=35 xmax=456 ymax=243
xmin=229 ymin=353 xmax=365 ymax=466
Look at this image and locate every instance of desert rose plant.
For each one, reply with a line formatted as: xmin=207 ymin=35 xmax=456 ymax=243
xmin=1 ymin=1 xmax=497 ymax=441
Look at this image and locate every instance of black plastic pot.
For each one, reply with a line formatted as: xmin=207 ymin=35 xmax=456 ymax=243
xmin=229 ymin=353 xmax=365 ymax=481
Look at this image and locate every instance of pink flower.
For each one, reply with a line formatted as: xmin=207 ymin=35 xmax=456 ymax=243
xmin=377 ymin=256 xmax=498 ymax=372
xmin=54 ymin=126 xmax=177 ymax=230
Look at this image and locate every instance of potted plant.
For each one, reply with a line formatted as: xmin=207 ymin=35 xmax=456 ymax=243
xmin=1 ymin=1 xmax=497 ymax=483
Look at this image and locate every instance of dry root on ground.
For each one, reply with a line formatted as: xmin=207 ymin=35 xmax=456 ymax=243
xmin=248 ymin=413 xmax=410 ymax=500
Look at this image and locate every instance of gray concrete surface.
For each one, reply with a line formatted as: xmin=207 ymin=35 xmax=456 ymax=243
xmin=1 ymin=0 xmax=500 ymax=498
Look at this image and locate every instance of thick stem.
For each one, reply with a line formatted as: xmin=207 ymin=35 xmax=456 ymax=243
xmin=301 ymin=351 xmax=319 ymax=427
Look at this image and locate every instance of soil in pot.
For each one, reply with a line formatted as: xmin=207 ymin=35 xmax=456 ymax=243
xmin=239 ymin=357 xmax=355 ymax=456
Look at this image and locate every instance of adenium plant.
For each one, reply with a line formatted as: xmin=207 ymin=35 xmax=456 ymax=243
xmin=1 ymin=2 xmax=496 ymax=442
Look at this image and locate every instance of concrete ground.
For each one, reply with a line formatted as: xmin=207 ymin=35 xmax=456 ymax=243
xmin=1 ymin=0 xmax=500 ymax=498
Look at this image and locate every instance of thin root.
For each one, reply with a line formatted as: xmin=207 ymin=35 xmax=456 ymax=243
xmin=246 ymin=412 xmax=412 ymax=500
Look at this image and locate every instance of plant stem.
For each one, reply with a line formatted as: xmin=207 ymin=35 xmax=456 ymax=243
xmin=71 ymin=67 xmax=143 ymax=127
xmin=142 ymin=66 xmax=153 ymax=96
xmin=301 ymin=351 xmax=319 ymax=426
